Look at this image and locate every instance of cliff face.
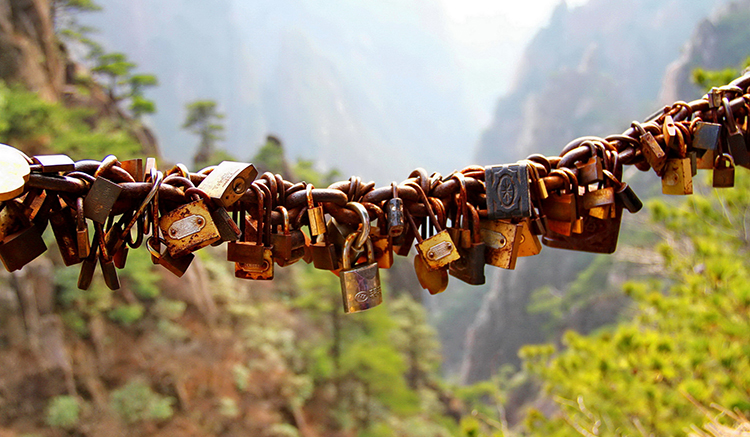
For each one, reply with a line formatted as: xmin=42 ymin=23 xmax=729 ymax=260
xmin=0 ymin=0 xmax=64 ymax=101
xmin=460 ymin=0 xmax=730 ymax=384
xmin=659 ymin=0 xmax=750 ymax=103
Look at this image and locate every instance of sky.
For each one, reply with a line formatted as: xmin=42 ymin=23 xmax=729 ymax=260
xmin=439 ymin=0 xmax=590 ymax=129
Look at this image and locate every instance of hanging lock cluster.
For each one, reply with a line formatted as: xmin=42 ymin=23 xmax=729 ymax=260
xmin=2 ymin=72 xmax=750 ymax=313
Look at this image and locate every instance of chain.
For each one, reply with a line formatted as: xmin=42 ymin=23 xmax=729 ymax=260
xmin=2 ymin=73 xmax=750 ymax=313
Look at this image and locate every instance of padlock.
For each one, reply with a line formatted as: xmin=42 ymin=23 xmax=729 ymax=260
xmin=32 ymin=154 xmax=75 ymax=173
xmin=227 ymin=195 xmax=266 ymax=265
xmin=605 ymin=171 xmax=642 ymax=214
xmin=722 ymin=97 xmax=750 ymax=167
xmin=0 ymin=222 xmax=47 ymax=272
xmin=393 ymin=215 xmax=416 ymax=257
xmin=517 ymin=218 xmax=542 ymax=257
xmin=271 ymin=206 xmax=294 ymax=263
xmin=662 ymin=115 xmax=678 ymax=151
xmin=407 ymin=182 xmax=460 ymax=271
xmin=160 ymin=197 xmax=221 ymax=257
xmin=542 ymin=204 xmax=623 ymax=254
xmin=661 ymin=158 xmax=693 ymax=195
xmin=211 ymin=206 xmax=241 ymax=243
xmin=372 ymin=231 xmax=394 ymax=269
xmin=414 ymin=252 xmax=448 ymax=295
xmin=526 ymin=161 xmax=548 ymax=200
xmin=575 ymin=148 xmax=604 ymax=185
xmin=485 ymin=163 xmax=532 ymax=219
xmin=632 ymin=121 xmax=666 ymax=175
xmin=93 ymin=222 xmax=120 ymax=290
xmin=83 ymin=156 xmax=123 ymax=223
xmin=147 ymin=237 xmax=194 ymax=277
xmin=713 ymin=153 xmax=735 ymax=188
xmin=120 ymin=158 xmax=144 ymax=181
xmin=541 ymin=169 xmax=577 ymax=236
xmin=0 ymin=201 xmax=23 ymax=241
xmin=340 ymin=232 xmax=382 ymax=313
xmin=447 ymin=173 xmax=471 ymax=249
xmin=196 ymin=161 xmax=257 ymax=208
xmin=693 ymin=121 xmax=721 ymax=169
xmin=306 ymin=185 xmax=326 ymax=236
xmin=49 ymin=197 xmax=82 ymax=266
xmin=235 ymin=184 xmax=274 ymax=280
xmin=707 ymin=87 xmax=722 ymax=108
xmin=0 ymin=143 xmax=31 ymax=201
xmin=386 ymin=182 xmax=405 ymax=237
xmin=582 ymin=185 xmax=615 ymax=220
xmin=479 ymin=219 xmax=521 ymax=269
xmin=449 ymin=203 xmax=485 ymax=285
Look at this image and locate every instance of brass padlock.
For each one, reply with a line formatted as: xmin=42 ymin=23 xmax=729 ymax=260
xmin=414 ymin=252 xmax=448 ymax=295
xmin=160 ymin=196 xmax=221 ymax=257
xmin=632 ymin=121 xmax=666 ymax=175
xmin=582 ymin=185 xmax=615 ymax=220
xmin=406 ymin=182 xmax=460 ymax=271
xmin=271 ymin=206 xmax=294 ymax=263
xmin=575 ymin=147 xmax=604 ymax=185
xmin=235 ymin=184 xmax=274 ymax=280
xmin=306 ymin=185 xmax=326 ymax=236
xmin=147 ymin=237 xmax=194 ymax=277
xmin=340 ymin=232 xmax=382 ymax=314
xmin=485 ymin=163 xmax=532 ymax=219
xmin=120 ymin=158 xmax=144 ymax=181
xmin=449 ymin=203 xmax=485 ymax=285
xmin=662 ymin=115 xmax=678 ymax=151
xmin=479 ymin=219 xmax=521 ymax=270
xmin=517 ymin=219 xmax=542 ymax=257
xmin=661 ymin=158 xmax=693 ymax=195
xmin=76 ymin=197 xmax=91 ymax=259
xmin=541 ymin=169 xmax=577 ymax=236
xmin=196 ymin=161 xmax=257 ymax=208
xmin=713 ymin=153 xmax=735 ymax=188
xmin=386 ymin=182 xmax=405 ymax=237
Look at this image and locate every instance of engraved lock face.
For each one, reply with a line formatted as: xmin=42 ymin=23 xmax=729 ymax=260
xmin=160 ymin=199 xmax=221 ymax=257
xmin=197 ymin=161 xmax=257 ymax=208
xmin=479 ymin=220 xmax=521 ymax=270
xmin=542 ymin=204 xmax=623 ymax=254
xmin=235 ymin=249 xmax=274 ymax=280
xmin=340 ymin=236 xmax=382 ymax=313
xmin=485 ymin=164 xmax=532 ymax=219
xmin=661 ymin=158 xmax=693 ymax=195
xmin=415 ymin=229 xmax=460 ymax=271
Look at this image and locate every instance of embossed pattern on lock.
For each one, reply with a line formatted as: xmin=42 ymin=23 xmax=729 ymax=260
xmin=485 ymin=164 xmax=532 ymax=219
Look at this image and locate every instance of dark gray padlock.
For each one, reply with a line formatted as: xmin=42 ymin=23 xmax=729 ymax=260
xmin=723 ymin=97 xmax=750 ymax=167
xmin=339 ymin=233 xmax=382 ymax=314
xmin=485 ymin=164 xmax=532 ymax=219
xmin=83 ymin=176 xmax=123 ymax=223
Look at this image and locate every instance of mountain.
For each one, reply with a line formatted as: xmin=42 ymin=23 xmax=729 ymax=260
xmin=459 ymin=0 xmax=731 ymax=384
xmin=79 ymin=0 xmax=474 ymax=183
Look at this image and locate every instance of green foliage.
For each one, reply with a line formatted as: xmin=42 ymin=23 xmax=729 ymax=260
xmin=110 ymin=379 xmax=174 ymax=423
xmin=517 ymin=172 xmax=750 ymax=436
xmin=183 ymin=100 xmax=225 ymax=168
xmin=108 ymin=303 xmax=144 ymax=326
xmin=693 ymin=57 xmax=750 ymax=90
xmin=293 ymin=158 xmax=342 ymax=187
xmin=0 ymin=80 xmax=141 ymax=159
xmin=45 ymin=395 xmax=81 ymax=429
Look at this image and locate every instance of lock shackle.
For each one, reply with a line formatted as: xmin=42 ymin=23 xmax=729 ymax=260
xmin=345 ymin=201 xmax=370 ymax=250
xmin=166 ymin=163 xmax=190 ymax=179
xmin=146 ymin=236 xmax=170 ymax=259
xmin=257 ymin=182 xmax=273 ymax=245
xmin=342 ymin=230 xmax=375 ymax=270
xmin=76 ymin=196 xmax=87 ymax=231
xmin=260 ymin=172 xmax=278 ymax=207
xmin=450 ymin=172 xmax=468 ymax=230
xmin=94 ymin=155 xmax=120 ymax=178
xmin=548 ymin=169 xmax=572 ymax=194
xmin=249 ymin=184 xmax=265 ymax=244
xmin=429 ymin=197 xmax=447 ymax=234
xmin=558 ymin=167 xmax=579 ymax=193
xmin=715 ymin=153 xmax=735 ymax=168
xmin=275 ymin=206 xmax=290 ymax=234
xmin=722 ymin=97 xmax=740 ymax=134
xmin=113 ymin=169 xmax=163 ymax=252
xmin=560 ymin=136 xmax=607 ymax=156
xmin=404 ymin=207 xmax=424 ymax=244
xmin=391 ymin=182 xmax=399 ymax=200
xmin=405 ymin=181 xmax=442 ymax=232
xmin=275 ymin=174 xmax=286 ymax=206
xmin=305 ymin=184 xmax=316 ymax=209
xmin=466 ymin=203 xmax=482 ymax=244
xmin=185 ymin=187 xmax=212 ymax=205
